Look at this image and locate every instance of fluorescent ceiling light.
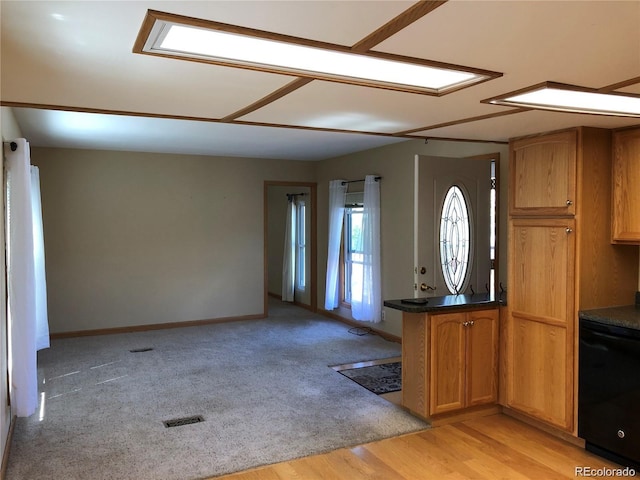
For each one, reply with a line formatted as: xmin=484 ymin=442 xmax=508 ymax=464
xmin=484 ymin=82 xmax=640 ymax=117
xmin=135 ymin=11 xmax=501 ymax=96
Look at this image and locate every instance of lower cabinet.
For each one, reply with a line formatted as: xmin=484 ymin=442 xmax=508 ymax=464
xmin=506 ymin=217 xmax=575 ymax=432
xmin=402 ymin=308 xmax=498 ymax=420
xmin=508 ymin=316 xmax=571 ymax=430
xmin=430 ymin=309 xmax=499 ymax=415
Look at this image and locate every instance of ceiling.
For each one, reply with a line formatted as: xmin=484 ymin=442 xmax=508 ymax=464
xmin=2 ymin=0 xmax=639 ymax=161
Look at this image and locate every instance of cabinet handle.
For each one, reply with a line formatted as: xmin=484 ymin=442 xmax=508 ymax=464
xmin=566 ymin=228 xmax=573 ymax=234
xmin=566 ymin=200 xmax=573 ymax=206
xmin=463 ymin=321 xmax=469 ymax=327
xmin=469 ymin=320 xmax=474 ymax=326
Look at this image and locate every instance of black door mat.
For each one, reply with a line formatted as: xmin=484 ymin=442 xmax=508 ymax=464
xmin=337 ymin=362 xmax=401 ymax=395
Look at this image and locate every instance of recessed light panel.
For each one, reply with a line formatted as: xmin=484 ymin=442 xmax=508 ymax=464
xmin=484 ymin=82 xmax=640 ymax=117
xmin=134 ymin=11 xmax=502 ymax=96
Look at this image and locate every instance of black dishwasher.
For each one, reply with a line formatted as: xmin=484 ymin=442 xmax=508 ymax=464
xmin=579 ymin=318 xmax=640 ymax=469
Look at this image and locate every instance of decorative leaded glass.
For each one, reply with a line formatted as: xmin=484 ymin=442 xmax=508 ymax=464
xmin=439 ymin=185 xmax=471 ymax=294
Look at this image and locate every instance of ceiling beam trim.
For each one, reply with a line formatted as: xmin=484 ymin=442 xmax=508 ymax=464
xmin=395 ymin=108 xmax=528 ymax=135
xmin=599 ymin=76 xmax=640 ymax=93
xmin=220 ymin=78 xmax=314 ymax=122
xmin=220 ymin=0 xmax=453 ymax=121
xmin=0 ymin=101 xmax=407 ymax=139
xmin=351 ymin=1 xmax=448 ymax=52
xmin=1 ymin=101 xmax=507 ymax=145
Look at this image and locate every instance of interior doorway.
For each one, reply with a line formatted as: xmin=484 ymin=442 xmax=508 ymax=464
xmin=264 ymin=181 xmax=317 ymax=314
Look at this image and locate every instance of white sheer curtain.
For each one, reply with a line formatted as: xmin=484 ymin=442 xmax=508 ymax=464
xmin=281 ymin=197 xmax=296 ymax=302
xmin=32 ymin=166 xmax=50 ymax=350
xmin=352 ymin=175 xmax=382 ymax=323
xmin=324 ymin=180 xmax=346 ymax=310
xmin=5 ymin=138 xmax=50 ymax=417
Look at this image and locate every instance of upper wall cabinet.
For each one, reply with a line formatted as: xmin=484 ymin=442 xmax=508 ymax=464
xmin=510 ymin=130 xmax=577 ymax=216
xmin=612 ymin=127 xmax=640 ymax=244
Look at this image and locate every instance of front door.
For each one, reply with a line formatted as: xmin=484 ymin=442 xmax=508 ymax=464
xmin=414 ymin=154 xmax=494 ymax=297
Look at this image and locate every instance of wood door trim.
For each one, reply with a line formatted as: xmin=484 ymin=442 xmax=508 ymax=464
xmin=263 ymin=181 xmax=317 ymax=315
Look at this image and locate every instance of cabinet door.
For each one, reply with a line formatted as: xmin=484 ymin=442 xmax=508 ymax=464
xmin=612 ymin=128 xmax=640 ymax=243
xmin=509 ymin=318 xmax=571 ymax=431
xmin=507 ymin=218 xmax=576 ymax=431
xmin=510 ymin=131 xmax=577 ymax=216
xmin=509 ymin=218 xmax=575 ymax=326
xmin=466 ymin=309 xmax=498 ymax=407
xmin=429 ymin=313 xmax=465 ymax=415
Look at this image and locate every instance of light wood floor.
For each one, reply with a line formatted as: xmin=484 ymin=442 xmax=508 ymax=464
xmin=213 ymin=414 xmax=622 ymax=479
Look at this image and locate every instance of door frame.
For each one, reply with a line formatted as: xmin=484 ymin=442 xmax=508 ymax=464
xmin=263 ymin=181 xmax=318 ymax=315
xmin=413 ymin=152 xmax=501 ymax=297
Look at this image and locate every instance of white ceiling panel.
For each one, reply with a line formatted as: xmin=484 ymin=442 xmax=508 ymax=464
xmin=375 ymin=1 xmax=640 ymax=88
xmin=0 ymin=1 xmax=295 ymax=117
xmin=239 ymin=79 xmax=515 ymax=133
xmin=13 ymin=108 xmax=407 ymax=161
xmin=2 ymin=1 xmax=639 ymax=160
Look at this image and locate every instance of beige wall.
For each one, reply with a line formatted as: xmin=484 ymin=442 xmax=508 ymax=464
xmin=316 ymin=139 xmax=509 ymax=337
xmin=19 ymin=132 xmax=640 ymax=339
xmin=31 ymin=147 xmax=315 ymax=333
xmin=0 ymin=107 xmax=23 ymax=465
xmin=33 ymin=138 xmax=508 ymax=339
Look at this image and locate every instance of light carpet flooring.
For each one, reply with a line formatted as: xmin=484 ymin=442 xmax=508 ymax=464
xmin=6 ymin=300 xmax=427 ymax=480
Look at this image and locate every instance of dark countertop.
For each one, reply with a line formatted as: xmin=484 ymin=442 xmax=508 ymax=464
xmin=579 ymin=305 xmax=640 ymax=331
xmin=384 ymin=293 xmax=502 ymax=314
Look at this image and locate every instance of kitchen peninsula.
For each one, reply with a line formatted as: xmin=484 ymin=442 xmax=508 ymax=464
xmin=385 ymin=294 xmax=501 ymax=424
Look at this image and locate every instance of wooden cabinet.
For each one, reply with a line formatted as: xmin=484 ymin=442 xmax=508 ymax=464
xmin=612 ymin=127 xmax=640 ymax=244
xmin=429 ymin=309 xmax=498 ymax=415
xmin=507 ymin=218 xmax=575 ymax=430
xmin=429 ymin=312 xmax=465 ymax=415
xmin=505 ymin=127 xmax=638 ymax=435
xmin=510 ymin=130 xmax=577 ymax=216
xmin=402 ymin=307 xmax=498 ymax=421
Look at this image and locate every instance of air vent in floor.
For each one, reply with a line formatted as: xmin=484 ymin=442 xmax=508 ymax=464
xmin=129 ymin=347 xmax=153 ymax=353
xmin=163 ymin=416 xmax=205 ymax=428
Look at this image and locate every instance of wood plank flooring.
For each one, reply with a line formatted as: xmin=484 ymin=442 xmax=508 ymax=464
xmin=213 ymin=414 xmax=623 ymax=479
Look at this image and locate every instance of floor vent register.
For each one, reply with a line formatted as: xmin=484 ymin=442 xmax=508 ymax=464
xmin=163 ymin=416 xmax=205 ymax=428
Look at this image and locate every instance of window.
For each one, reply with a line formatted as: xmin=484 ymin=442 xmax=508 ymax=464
xmin=343 ymin=206 xmax=364 ymax=305
xmin=296 ymin=200 xmax=306 ymax=289
xmin=439 ymin=185 xmax=471 ymax=294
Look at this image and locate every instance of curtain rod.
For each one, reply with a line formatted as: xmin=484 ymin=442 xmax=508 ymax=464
xmin=341 ymin=176 xmax=381 ymax=185
xmin=286 ymin=192 xmax=307 ymax=201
